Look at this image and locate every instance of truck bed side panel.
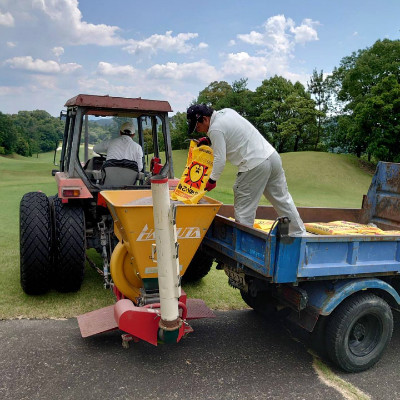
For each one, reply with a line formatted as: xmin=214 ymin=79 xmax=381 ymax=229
xmin=297 ymin=236 xmax=400 ymax=279
xmin=204 ymin=216 xmax=276 ymax=278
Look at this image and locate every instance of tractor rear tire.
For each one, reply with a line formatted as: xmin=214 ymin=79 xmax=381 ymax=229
xmin=326 ymin=292 xmax=393 ymax=372
xmin=20 ymin=192 xmax=53 ymax=295
xmin=52 ymin=197 xmax=86 ymax=292
xmin=182 ymin=248 xmax=214 ymax=283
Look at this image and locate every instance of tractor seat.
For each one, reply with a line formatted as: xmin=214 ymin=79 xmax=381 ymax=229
xmin=102 ymin=159 xmax=139 ymax=188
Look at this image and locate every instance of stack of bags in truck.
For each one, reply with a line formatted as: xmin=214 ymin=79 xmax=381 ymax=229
xmin=252 ymin=219 xmax=400 ymax=235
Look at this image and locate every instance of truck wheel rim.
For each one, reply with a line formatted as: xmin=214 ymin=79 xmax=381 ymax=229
xmin=348 ymin=314 xmax=382 ymax=357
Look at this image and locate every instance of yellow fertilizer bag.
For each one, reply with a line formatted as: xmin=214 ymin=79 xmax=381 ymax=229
xmin=171 ymin=140 xmax=214 ymax=204
xmin=253 ymin=219 xmax=275 ymax=232
xmin=378 ymin=230 xmax=400 ymax=235
xmin=329 ymin=221 xmax=366 ymax=228
xmin=305 ymin=222 xmax=359 ymax=235
xmin=329 ymin=220 xmax=385 ymax=235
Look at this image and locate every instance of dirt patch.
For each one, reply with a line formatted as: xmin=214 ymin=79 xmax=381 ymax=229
xmin=358 ymin=159 xmax=376 ymax=175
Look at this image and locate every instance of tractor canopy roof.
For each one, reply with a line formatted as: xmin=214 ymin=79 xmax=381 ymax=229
xmin=64 ymin=94 xmax=173 ymax=117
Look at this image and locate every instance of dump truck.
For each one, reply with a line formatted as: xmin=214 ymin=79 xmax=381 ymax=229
xmin=78 ymin=160 xmax=400 ymax=373
xmin=202 ymin=161 xmax=400 ymax=372
xmin=19 ymin=94 xmax=213 ymax=297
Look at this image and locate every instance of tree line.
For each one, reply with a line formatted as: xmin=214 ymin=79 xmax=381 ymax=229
xmin=0 ymin=111 xmax=118 ymax=157
xmin=1 ymin=38 xmax=399 ymax=163
xmin=0 ymin=110 xmax=63 ymax=156
xmin=170 ymin=38 xmax=400 ymax=163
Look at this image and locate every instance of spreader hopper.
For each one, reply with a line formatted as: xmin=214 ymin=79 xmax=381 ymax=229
xmin=101 ymin=189 xmax=221 ymax=301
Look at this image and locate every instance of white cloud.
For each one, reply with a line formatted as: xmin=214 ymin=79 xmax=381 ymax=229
xmin=7 ymin=41 xmax=16 ymax=48
xmin=0 ymin=10 xmax=14 ymax=26
xmin=5 ymin=56 xmax=81 ymax=74
xmin=221 ymin=52 xmax=268 ymax=80
xmin=147 ymin=60 xmax=219 ymax=82
xmin=221 ymin=50 xmax=310 ymax=83
xmin=290 ymin=18 xmax=319 ymax=44
xmin=123 ymin=31 xmax=205 ymax=55
xmin=237 ymin=14 xmax=319 ymax=53
xmin=96 ymin=62 xmax=137 ymax=77
xmin=263 ymin=14 xmax=295 ymax=53
xmin=60 ymin=62 xmax=81 ymax=73
xmin=0 ymin=86 xmax=23 ymax=96
xmin=226 ymin=15 xmax=320 ymax=84
xmin=52 ymin=46 xmax=64 ymax=57
xmin=31 ymin=0 xmax=124 ymax=46
xmin=237 ymin=31 xmax=265 ymax=46
xmin=75 ymin=77 xmax=196 ymax=115
xmin=30 ymin=75 xmax=58 ymax=90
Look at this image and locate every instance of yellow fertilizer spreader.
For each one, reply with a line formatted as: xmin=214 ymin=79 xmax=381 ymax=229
xmin=77 ymin=176 xmax=221 ymax=346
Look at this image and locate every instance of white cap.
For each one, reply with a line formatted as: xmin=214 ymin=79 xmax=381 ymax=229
xmin=120 ymin=121 xmax=135 ymax=135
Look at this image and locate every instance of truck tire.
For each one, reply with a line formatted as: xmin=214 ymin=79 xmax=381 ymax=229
xmin=20 ymin=192 xmax=53 ymax=295
xmin=182 ymin=248 xmax=214 ymax=283
xmin=240 ymin=289 xmax=276 ymax=317
xmin=52 ymin=197 xmax=86 ymax=292
xmin=310 ymin=315 xmax=329 ymax=358
xmin=326 ymin=292 xmax=393 ymax=372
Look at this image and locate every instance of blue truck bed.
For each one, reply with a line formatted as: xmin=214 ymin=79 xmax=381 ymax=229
xmin=204 ymin=214 xmax=400 ymax=284
xmin=203 ymin=161 xmax=400 ymax=284
xmin=201 ymin=162 xmax=400 ymax=372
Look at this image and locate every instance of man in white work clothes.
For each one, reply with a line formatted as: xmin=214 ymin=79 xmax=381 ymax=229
xmin=186 ymin=104 xmax=305 ymax=236
xmin=94 ymin=121 xmax=143 ymax=172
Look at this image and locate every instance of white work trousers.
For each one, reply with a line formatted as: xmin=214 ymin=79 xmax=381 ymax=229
xmin=233 ymin=151 xmax=306 ymax=236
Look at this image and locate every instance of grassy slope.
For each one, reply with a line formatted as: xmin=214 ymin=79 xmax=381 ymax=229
xmin=0 ymin=150 xmax=374 ymax=319
xmin=172 ymin=150 xmax=373 ymax=208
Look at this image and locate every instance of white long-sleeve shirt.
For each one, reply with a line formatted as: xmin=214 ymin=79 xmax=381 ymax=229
xmin=93 ymin=135 xmax=143 ymax=171
xmin=207 ymin=109 xmax=275 ymax=181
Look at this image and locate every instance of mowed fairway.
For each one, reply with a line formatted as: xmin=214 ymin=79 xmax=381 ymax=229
xmin=0 ymin=150 xmax=374 ymax=319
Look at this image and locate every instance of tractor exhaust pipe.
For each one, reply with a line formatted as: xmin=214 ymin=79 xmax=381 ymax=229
xmin=151 ymin=175 xmax=182 ymax=343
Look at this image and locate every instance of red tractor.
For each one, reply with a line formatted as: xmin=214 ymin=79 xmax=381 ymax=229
xmin=19 ymin=94 xmax=213 ymax=296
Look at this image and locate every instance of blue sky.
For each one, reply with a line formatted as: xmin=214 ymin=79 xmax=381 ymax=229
xmin=0 ymin=0 xmax=399 ymax=116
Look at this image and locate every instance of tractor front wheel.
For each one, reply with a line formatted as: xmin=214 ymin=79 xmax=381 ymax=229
xmin=52 ymin=197 xmax=86 ymax=292
xmin=20 ymin=192 xmax=53 ymax=295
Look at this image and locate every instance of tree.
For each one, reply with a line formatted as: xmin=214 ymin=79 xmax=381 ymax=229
xmin=197 ymin=81 xmax=233 ymax=108
xmin=308 ymin=69 xmax=328 ymax=150
xmin=12 ymin=110 xmax=64 ymax=156
xmin=15 ymin=136 xmax=30 ymax=156
xmin=356 ymin=75 xmax=400 ymax=161
xmin=0 ymin=112 xmax=18 ymax=154
xmin=169 ymin=112 xmax=188 ymax=150
xmin=252 ymin=76 xmax=319 ymax=152
xmin=279 ymin=92 xmax=322 ymax=152
xmin=216 ymin=78 xmax=253 ymax=117
xmin=327 ymin=39 xmax=400 ymax=160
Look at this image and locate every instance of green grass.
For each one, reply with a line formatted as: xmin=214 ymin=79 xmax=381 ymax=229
xmin=0 ymin=150 xmax=374 ymax=319
xmin=173 ymin=149 xmax=374 ymax=207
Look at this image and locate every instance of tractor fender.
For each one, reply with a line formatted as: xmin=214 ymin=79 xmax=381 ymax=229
xmin=303 ymin=278 xmax=400 ymax=316
xmin=55 ymin=172 xmax=93 ymax=201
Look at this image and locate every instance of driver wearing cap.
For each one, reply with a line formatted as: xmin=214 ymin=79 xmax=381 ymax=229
xmin=94 ymin=121 xmax=143 ymax=172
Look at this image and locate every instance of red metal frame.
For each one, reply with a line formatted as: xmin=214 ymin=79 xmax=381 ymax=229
xmin=65 ymin=94 xmax=173 ymax=114
xmin=55 ymin=172 xmax=93 ymax=202
xmin=77 ymin=287 xmax=215 ymax=345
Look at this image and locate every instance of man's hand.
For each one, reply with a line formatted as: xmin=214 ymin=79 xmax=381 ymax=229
xmin=205 ymin=178 xmax=216 ymax=191
xmin=197 ymin=136 xmax=211 ymax=147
